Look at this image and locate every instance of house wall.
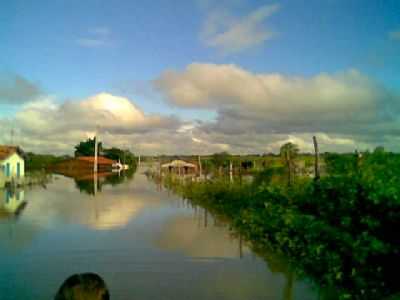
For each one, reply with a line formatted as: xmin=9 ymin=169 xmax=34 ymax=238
xmin=0 ymin=172 xmax=5 ymax=189
xmin=0 ymin=153 xmax=25 ymax=181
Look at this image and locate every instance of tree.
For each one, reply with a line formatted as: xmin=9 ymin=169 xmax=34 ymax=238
xmin=324 ymin=153 xmax=358 ymax=176
xmin=103 ymin=147 xmax=136 ymax=166
xmin=211 ymin=152 xmax=231 ymax=176
xmin=373 ymin=146 xmax=385 ymax=154
xmin=280 ymin=143 xmax=299 ymax=186
xmin=74 ymin=138 xmax=102 ymax=157
xmin=211 ymin=152 xmax=231 ymax=167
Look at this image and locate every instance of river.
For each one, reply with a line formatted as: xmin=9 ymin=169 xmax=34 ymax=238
xmin=0 ymin=166 xmax=321 ymax=300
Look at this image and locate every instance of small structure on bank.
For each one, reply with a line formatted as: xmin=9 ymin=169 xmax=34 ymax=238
xmin=0 ymin=145 xmax=25 ymax=187
xmin=161 ymin=160 xmax=197 ymax=175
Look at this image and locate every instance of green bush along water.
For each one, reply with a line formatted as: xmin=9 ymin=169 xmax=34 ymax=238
xmin=163 ymin=151 xmax=400 ymax=300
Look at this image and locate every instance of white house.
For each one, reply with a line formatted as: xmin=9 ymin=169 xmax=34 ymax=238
xmin=0 ymin=146 xmax=25 ymax=186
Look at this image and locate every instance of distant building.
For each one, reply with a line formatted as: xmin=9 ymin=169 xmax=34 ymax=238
xmin=161 ymin=160 xmax=197 ymax=175
xmin=0 ymin=146 xmax=25 ymax=186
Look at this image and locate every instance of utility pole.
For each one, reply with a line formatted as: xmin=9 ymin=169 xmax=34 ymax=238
xmin=94 ymin=126 xmax=99 ymax=174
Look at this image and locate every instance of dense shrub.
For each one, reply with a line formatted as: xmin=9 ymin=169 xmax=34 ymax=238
xmin=165 ymin=151 xmax=400 ymax=300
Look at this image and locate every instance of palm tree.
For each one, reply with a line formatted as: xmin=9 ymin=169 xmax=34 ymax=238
xmin=280 ymin=142 xmax=299 ymax=186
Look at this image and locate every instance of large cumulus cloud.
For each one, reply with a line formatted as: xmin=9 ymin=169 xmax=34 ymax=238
xmin=154 ymin=63 xmax=400 ymax=152
xmin=0 ymin=93 xmax=185 ymax=154
xmin=1 ymin=64 xmax=399 ymax=155
xmin=16 ymin=93 xmax=180 ymax=136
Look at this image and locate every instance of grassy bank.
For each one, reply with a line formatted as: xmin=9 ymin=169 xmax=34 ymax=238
xmin=164 ymin=151 xmax=400 ymax=300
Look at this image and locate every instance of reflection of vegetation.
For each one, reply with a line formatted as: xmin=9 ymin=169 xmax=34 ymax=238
xmin=74 ymin=167 xmax=137 ymax=195
xmin=55 ymin=273 xmax=109 ymax=300
xmin=74 ymin=178 xmax=101 ymax=195
xmin=164 ymin=150 xmax=400 ymax=300
xmin=104 ymin=167 xmax=136 ymax=186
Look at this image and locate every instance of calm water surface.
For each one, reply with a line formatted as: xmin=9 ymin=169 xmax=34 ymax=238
xmin=0 ymin=167 xmax=320 ymax=300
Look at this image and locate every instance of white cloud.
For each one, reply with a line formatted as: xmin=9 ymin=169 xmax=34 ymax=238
xmin=76 ymin=38 xmax=108 ymax=48
xmin=1 ymin=93 xmax=181 ymax=154
xmin=76 ymin=26 xmax=114 ymax=48
xmin=155 ymin=63 xmax=398 ymax=128
xmin=201 ymin=4 xmax=279 ymax=53
xmin=154 ymin=63 xmax=400 ymax=152
xmin=265 ymin=133 xmax=358 ymax=153
xmin=16 ymin=93 xmax=180 ymax=136
xmin=2 ymin=65 xmax=399 ymax=155
xmin=89 ymin=26 xmax=111 ymax=36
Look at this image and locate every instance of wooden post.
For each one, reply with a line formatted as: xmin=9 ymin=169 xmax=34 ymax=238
xmin=313 ymin=136 xmax=320 ymax=181
xmin=198 ymin=155 xmax=202 ymax=178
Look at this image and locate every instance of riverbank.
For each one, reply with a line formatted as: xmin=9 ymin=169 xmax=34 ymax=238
xmin=162 ymin=152 xmax=400 ymax=300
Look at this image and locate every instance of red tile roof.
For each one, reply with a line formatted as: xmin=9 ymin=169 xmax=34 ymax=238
xmin=0 ymin=145 xmax=21 ymax=161
xmin=77 ymin=156 xmax=117 ymax=165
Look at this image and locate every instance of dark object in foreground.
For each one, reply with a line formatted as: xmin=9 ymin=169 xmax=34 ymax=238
xmin=55 ymin=273 xmax=110 ymax=300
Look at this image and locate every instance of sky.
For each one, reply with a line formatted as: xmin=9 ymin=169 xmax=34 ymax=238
xmin=0 ymin=0 xmax=399 ymax=155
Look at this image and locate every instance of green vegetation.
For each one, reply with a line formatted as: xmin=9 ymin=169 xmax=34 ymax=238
xmin=25 ymin=152 xmax=70 ymax=172
xmin=74 ymin=138 xmax=136 ymax=166
xmin=74 ymin=138 xmax=103 ymax=157
xmin=74 ymin=167 xmax=136 ymax=195
xmin=164 ymin=148 xmax=400 ymax=300
xmin=103 ymin=147 xmax=136 ymax=166
xmin=280 ymin=142 xmax=299 ymax=185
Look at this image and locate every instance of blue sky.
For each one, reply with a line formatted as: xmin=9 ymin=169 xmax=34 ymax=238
xmin=0 ymin=0 xmax=399 ymax=154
